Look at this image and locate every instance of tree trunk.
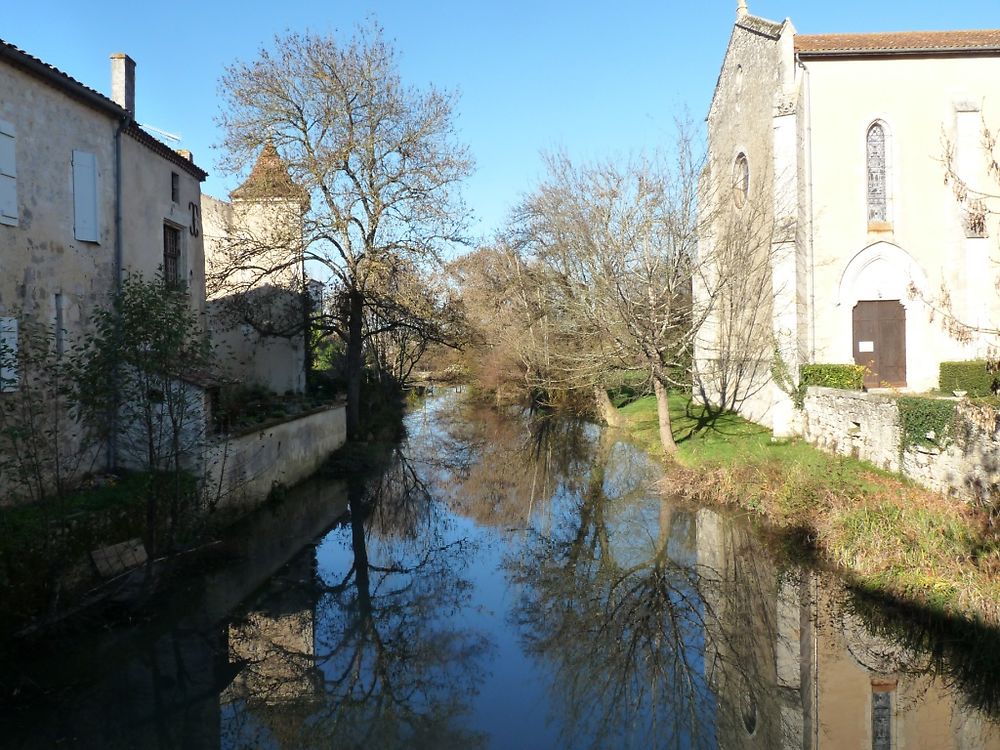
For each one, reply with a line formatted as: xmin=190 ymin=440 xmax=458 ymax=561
xmin=656 ymin=495 xmax=674 ymax=558
xmin=593 ymin=386 xmax=626 ymax=429
xmin=346 ymin=290 xmax=364 ymax=440
xmin=653 ymin=377 xmax=678 ymax=457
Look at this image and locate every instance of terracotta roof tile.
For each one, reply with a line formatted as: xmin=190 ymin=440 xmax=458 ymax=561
xmin=795 ymin=29 xmax=1000 ymax=55
xmin=231 ymin=142 xmax=309 ymax=204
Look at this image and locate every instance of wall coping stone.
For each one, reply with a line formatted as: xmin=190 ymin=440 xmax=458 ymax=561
xmin=804 ymin=386 xmax=896 ymax=404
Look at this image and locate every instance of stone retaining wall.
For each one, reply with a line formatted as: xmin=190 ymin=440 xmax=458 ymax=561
xmin=802 ymin=387 xmax=902 ymax=473
xmin=203 ymin=402 xmax=347 ymax=511
xmin=802 ymin=386 xmax=1000 ymax=499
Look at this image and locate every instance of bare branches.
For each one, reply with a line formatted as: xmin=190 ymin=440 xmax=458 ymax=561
xmin=933 ymin=117 xmax=1000 ymax=356
xmin=216 ymin=22 xmax=473 ymax=435
xmin=492 ymin=125 xmax=706 ymax=454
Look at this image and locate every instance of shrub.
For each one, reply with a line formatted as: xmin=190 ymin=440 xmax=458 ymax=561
xmin=939 ymin=360 xmax=998 ymax=397
xmin=799 ymin=364 xmax=866 ymax=391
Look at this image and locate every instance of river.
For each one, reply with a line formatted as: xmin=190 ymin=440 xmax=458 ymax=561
xmin=2 ymin=388 xmax=998 ymax=749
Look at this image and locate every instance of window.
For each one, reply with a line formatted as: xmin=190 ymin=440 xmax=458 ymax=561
xmin=73 ymin=150 xmax=99 ymax=242
xmin=0 ymin=317 xmax=18 ymax=392
xmin=0 ymin=119 xmax=17 ymax=226
xmin=163 ymin=224 xmax=181 ymax=286
xmin=733 ymin=153 xmax=749 ymax=208
xmin=171 ymin=171 xmax=179 ymax=203
xmin=867 ymin=123 xmax=888 ymax=223
xmin=872 ymin=690 xmax=892 ymax=750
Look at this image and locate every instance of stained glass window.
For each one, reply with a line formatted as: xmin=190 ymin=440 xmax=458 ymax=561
xmin=872 ymin=690 xmax=892 ymax=750
xmin=867 ymin=124 xmax=887 ymax=223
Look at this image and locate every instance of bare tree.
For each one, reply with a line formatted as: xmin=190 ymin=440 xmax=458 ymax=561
xmin=448 ymin=243 xmax=571 ymax=406
xmin=506 ymin=128 xmax=704 ymax=456
xmin=217 ymin=23 xmax=473 ymax=438
xmin=692 ymin=178 xmax=778 ymax=415
xmin=363 ymin=260 xmax=462 ymax=389
xmin=933 ymin=120 xmax=1000 ymax=355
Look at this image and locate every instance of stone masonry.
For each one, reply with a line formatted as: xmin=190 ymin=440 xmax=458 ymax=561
xmin=802 ymin=386 xmax=1000 ymax=500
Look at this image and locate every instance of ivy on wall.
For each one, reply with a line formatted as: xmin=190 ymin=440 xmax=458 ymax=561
xmin=896 ymin=396 xmax=958 ymax=453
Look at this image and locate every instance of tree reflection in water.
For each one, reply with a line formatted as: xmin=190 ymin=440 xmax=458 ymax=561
xmin=222 ymin=447 xmax=490 ymax=749
xmin=503 ymin=424 xmax=720 ymax=749
xmin=219 ymin=390 xmax=999 ymax=750
xmin=5 ymin=389 xmax=999 ymax=748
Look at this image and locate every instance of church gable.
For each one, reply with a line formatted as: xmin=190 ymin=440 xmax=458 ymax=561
xmin=707 ymin=8 xmax=789 ymax=125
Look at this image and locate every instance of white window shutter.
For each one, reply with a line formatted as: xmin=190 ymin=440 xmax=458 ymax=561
xmin=0 ymin=317 xmax=19 ymax=392
xmin=0 ymin=119 xmax=17 ymax=226
xmin=73 ymin=150 xmax=99 ymax=242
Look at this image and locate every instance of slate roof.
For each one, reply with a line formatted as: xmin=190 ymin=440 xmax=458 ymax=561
xmin=795 ymin=29 xmax=1000 ymax=56
xmin=231 ymin=142 xmax=309 ymax=204
xmin=0 ymin=37 xmax=207 ymax=180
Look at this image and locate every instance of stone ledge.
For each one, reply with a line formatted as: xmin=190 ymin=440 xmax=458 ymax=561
xmin=803 ymin=386 xmax=895 ymax=404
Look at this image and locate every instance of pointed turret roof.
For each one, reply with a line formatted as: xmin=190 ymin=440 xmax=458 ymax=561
xmin=231 ymin=141 xmax=309 ymax=204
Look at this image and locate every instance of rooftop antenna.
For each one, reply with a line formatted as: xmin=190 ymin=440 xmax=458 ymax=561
xmin=139 ymin=123 xmax=182 ymax=144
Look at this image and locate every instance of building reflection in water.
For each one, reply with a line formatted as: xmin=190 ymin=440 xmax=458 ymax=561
xmin=218 ymin=447 xmax=490 ymax=750
xmin=17 ymin=392 xmax=994 ymax=749
xmin=450 ymin=396 xmax=1000 ymax=750
xmin=696 ymin=509 xmax=1000 ymax=749
xmin=221 ymin=551 xmax=322 ymax=745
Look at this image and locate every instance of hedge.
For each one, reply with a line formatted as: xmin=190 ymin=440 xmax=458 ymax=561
xmin=799 ymin=363 xmax=867 ymax=391
xmin=939 ymin=360 xmax=998 ymax=397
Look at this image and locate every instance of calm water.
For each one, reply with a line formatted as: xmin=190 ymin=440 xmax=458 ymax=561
xmin=2 ymin=389 xmax=999 ymax=749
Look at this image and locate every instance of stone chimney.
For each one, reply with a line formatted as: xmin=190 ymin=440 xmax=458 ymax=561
xmin=110 ymin=53 xmax=136 ymax=116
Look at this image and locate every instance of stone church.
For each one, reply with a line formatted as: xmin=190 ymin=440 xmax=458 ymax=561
xmin=695 ymin=1 xmax=1000 ymax=435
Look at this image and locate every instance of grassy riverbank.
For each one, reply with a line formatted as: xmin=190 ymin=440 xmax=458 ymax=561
xmin=619 ymin=395 xmax=1000 ymax=626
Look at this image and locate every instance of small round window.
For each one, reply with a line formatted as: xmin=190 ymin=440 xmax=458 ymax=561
xmin=733 ymin=153 xmax=749 ymax=208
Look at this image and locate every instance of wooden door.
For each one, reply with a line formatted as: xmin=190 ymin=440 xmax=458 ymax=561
xmin=853 ymin=300 xmax=906 ymax=388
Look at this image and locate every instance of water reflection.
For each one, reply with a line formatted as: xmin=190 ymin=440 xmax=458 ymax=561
xmin=422 ymin=392 xmax=1000 ymax=749
xmin=221 ymin=450 xmax=490 ymax=749
xmin=2 ymin=389 xmax=998 ymax=749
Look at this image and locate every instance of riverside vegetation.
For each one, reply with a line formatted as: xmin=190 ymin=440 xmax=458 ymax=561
xmin=617 ymin=393 xmax=1000 ymax=626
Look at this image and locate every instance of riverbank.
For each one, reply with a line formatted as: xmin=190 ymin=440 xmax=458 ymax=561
xmin=619 ymin=394 xmax=1000 ymax=626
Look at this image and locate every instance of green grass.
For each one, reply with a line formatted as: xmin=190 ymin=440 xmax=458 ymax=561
xmin=618 ymin=394 xmax=1000 ymax=625
xmin=619 ymin=393 xmax=879 ymax=480
xmin=1 ymin=473 xmax=156 ymax=544
xmin=0 ymin=471 xmax=206 ymax=636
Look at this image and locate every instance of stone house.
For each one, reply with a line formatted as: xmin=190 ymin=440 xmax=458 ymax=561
xmin=0 ymin=38 xmax=208 ymax=481
xmin=203 ymin=142 xmax=311 ymax=394
xmin=695 ymin=2 xmax=1000 ymax=436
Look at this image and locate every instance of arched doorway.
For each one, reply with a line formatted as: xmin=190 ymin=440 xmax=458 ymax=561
xmin=852 ymin=300 xmax=906 ymax=388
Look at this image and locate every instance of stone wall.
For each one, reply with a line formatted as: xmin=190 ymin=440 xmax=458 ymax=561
xmin=802 ymin=387 xmax=902 ymax=473
xmin=802 ymin=386 xmax=1000 ymax=499
xmin=203 ymin=403 xmax=347 ymax=511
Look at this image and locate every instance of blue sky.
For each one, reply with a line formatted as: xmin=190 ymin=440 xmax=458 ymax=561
xmin=4 ymin=1 xmax=998 ymax=240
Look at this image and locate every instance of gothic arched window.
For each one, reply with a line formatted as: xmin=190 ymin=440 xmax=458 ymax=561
xmin=867 ymin=123 xmax=887 ymax=223
xmin=733 ymin=153 xmax=749 ymax=208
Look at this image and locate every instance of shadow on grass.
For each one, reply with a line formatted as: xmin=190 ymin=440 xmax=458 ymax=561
xmin=675 ymin=399 xmax=770 ymax=444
